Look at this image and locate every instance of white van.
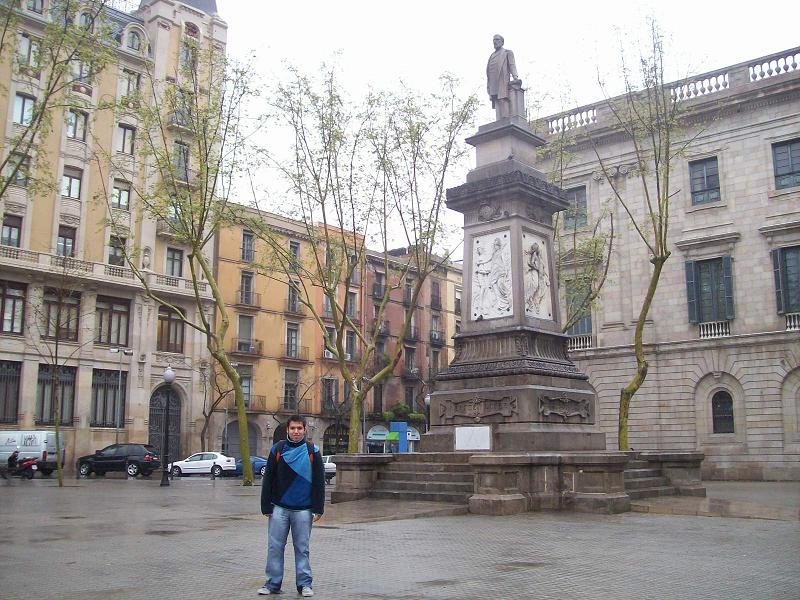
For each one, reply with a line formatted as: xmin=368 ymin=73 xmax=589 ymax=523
xmin=0 ymin=431 xmax=63 ymax=476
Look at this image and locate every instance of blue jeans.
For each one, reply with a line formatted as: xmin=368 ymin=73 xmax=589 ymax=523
xmin=265 ymin=505 xmax=313 ymax=591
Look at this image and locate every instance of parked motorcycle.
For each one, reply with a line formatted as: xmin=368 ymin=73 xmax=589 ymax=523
xmin=7 ymin=456 xmax=38 ymax=479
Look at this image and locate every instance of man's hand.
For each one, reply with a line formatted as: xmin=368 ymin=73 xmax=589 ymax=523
xmin=312 ymin=514 xmax=322 ymax=522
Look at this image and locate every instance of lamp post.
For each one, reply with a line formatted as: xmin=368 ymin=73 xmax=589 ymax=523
xmin=160 ymin=365 xmax=175 ymax=487
xmin=109 ymin=347 xmax=134 ymax=444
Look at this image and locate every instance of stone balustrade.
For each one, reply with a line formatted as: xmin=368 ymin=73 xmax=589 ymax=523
xmin=538 ymin=47 xmax=800 ymax=136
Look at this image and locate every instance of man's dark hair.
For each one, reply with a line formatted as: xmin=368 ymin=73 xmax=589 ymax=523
xmin=286 ymin=414 xmax=306 ymax=428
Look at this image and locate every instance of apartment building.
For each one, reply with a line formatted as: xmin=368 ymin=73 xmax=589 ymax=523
xmin=536 ymin=47 xmax=800 ymax=480
xmin=0 ymin=0 xmax=225 ymax=469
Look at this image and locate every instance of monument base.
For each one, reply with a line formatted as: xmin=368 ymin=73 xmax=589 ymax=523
xmin=420 ymin=423 xmax=606 ymax=453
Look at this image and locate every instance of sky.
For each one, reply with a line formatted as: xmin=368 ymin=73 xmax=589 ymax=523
xmin=211 ymin=0 xmax=798 ymax=250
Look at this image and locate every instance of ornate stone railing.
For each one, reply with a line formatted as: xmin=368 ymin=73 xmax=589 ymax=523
xmin=699 ymin=320 xmax=731 ymax=339
xmin=539 ymin=46 xmax=800 ymax=136
xmin=786 ymin=313 xmax=800 ymax=332
xmin=567 ymin=334 xmax=593 ymax=351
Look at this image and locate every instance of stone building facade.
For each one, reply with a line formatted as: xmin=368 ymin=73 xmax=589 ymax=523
xmin=0 ymin=0 xmax=225 ymax=470
xmin=536 ymin=47 xmax=800 ymax=480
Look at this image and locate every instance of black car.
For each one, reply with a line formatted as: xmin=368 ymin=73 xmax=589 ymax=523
xmin=77 ymin=443 xmax=161 ymax=478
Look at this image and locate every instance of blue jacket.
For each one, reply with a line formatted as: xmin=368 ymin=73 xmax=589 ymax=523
xmin=260 ymin=438 xmax=325 ymax=515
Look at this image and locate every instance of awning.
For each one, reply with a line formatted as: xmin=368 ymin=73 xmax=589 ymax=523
xmin=385 ymin=431 xmax=400 ymax=442
xmin=366 ymin=425 xmax=389 ymax=441
xmin=407 ymin=426 xmax=420 ymax=441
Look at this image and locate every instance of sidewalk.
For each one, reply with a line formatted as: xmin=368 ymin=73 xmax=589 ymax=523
xmin=631 ymin=481 xmax=800 ymax=521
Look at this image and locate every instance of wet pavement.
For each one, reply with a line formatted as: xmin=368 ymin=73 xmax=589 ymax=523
xmin=0 ymin=476 xmax=798 ymax=599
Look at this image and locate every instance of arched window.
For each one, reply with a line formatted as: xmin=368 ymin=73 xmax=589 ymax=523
xmin=127 ymin=30 xmax=141 ymax=52
xmin=78 ymin=12 xmax=93 ymax=31
xmin=711 ymin=390 xmax=734 ymax=433
xmin=185 ymin=22 xmax=199 ymax=38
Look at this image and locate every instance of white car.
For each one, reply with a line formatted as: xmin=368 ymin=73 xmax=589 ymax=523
xmin=169 ymin=452 xmax=236 ymax=477
xmin=322 ymin=455 xmax=336 ymax=484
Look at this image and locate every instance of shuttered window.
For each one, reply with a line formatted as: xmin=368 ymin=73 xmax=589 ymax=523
xmin=773 ymin=139 xmax=800 ymax=190
xmin=685 ymin=256 xmax=734 ymax=323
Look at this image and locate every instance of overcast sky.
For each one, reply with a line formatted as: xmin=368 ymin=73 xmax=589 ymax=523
xmin=212 ymin=0 xmax=798 ymax=250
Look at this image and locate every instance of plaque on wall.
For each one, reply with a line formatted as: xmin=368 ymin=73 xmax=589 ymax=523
xmin=454 ymin=425 xmax=491 ymax=450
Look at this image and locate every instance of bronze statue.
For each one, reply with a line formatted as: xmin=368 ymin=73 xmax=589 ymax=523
xmin=486 ymin=34 xmax=521 ymax=120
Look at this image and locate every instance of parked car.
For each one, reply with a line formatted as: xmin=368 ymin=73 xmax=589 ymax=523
xmin=1 ymin=430 xmax=63 ymax=477
xmin=169 ymin=452 xmax=236 ymax=477
xmin=322 ymin=455 xmax=336 ymax=484
xmin=76 ymin=444 xmax=160 ymax=478
xmin=233 ymin=455 xmax=268 ymax=477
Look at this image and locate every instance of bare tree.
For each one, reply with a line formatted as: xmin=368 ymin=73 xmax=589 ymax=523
xmin=95 ymin=30 xmax=263 ymax=483
xmin=245 ymin=67 xmax=477 ymax=452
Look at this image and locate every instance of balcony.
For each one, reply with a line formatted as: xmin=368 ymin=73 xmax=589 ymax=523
xmin=149 ymin=272 xmax=211 ymax=299
xmin=402 ymin=366 xmax=421 ymax=381
xmin=322 ymin=401 xmax=351 ymax=416
xmin=281 ymin=345 xmax=309 ymax=362
xmin=403 ymin=289 xmax=413 ymax=306
xmin=243 ymin=395 xmax=268 ymax=412
xmin=698 ymin=320 xmax=731 ymax=339
xmin=430 ymin=294 xmax=442 ymax=311
xmin=231 ymin=338 xmax=263 ymax=356
xmin=405 ymin=325 xmax=419 ymax=342
xmin=786 ymin=313 xmax=800 ymax=331
xmin=429 ymin=330 xmax=445 ymax=346
xmin=454 ymin=298 xmax=462 ymax=315
xmin=371 ymin=319 xmax=390 ymax=337
xmin=345 ymin=309 xmax=361 ymax=324
xmin=284 ymin=299 xmax=306 ymax=316
xmin=240 ymin=246 xmax=255 ymax=262
xmin=235 ymin=289 xmax=261 ymax=309
xmin=567 ymin=335 xmax=593 ymax=351
xmin=277 ymin=396 xmax=308 ymax=415
xmin=156 ymin=218 xmax=179 ymax=238
xmin=372 ymin=283 xmax=386 ymax=298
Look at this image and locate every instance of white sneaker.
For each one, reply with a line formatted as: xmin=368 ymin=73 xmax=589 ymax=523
xmin=300 ymin=587 xmax=314 ymax=597
xmin=258 ymin=586 xmax=280 ymax=595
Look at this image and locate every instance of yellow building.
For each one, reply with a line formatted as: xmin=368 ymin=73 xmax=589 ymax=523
xmin=0 ymin=0 xmax=225 ymax=470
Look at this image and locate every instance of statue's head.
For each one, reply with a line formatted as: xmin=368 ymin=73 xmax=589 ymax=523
xmin=493 ymin=34 xmax=504 ymax=50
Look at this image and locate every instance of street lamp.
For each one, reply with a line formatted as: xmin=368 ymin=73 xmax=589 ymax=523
xmin=160 ymin=365 xmax=176 ymax=487
xmin=109 ymin=347 xmax=134 ymax=444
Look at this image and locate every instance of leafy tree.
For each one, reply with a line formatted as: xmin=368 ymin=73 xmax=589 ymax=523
xmin=245 ymin=67 xmax=477 ymax=453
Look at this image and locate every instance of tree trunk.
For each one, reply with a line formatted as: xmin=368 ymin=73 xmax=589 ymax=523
xmin=347 ymin=391 xmax=363 ymax=453
xmin=618 ymin=257 xmax=665 ymax=450
xmin=200 ymin=416 xmax=210 ymax=452
xmin=212 ymin=349 xmax=253 ymax=485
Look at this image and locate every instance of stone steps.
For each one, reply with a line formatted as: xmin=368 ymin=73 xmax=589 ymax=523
xmin=624 ymin=468 xmax=661 ymax=479
xmin=382 ymin=462 xmax=472 ymax=473
xmin=368 ymin=489 xmax=472 ymax=504
xmin=392 ymin=452 xmax=472 ymax=464
xmin=378 ymin=470 xmax=473 ymax=484
xmin=624 ymin=476 xmax=669 ymax=490
xmin=627 ymin=486 xmax=677 ymax=500
xmin=624 ymin=457 xmax=677 ymax=500
xmin=374 ymin=479 xmax=473 ymax=493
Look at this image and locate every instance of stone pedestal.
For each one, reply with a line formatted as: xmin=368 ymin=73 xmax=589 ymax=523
xmin=638 ymin=451 xmax=706 ymax=497
xmin=329 ymin=454 xmax=392 ymax=503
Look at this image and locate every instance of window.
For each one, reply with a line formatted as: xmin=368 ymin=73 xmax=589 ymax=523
xmin=773 ymin=139 xmax=800 ymax=190
xmin=241 ymin=230 xmax=254 ymax=261
xmin=184 ymin=22 xmax=199 ymax=37
xmin=286 ymin=323 xmax=299 ymax=357
xmin=283 ymin=369 xmax=299 ymax=410
xmin=685 ymin=256 xmax=734 ymax=324
xmin=61 ymin=167 xmax=82 ymax=199
xmin=90 ymin=369 xmax=126 ymax=428
xmin=18 ymin=32 xmax=39 ymax=70
xmin=240 ymin=271 xmax=253 ymax=304
xmin=112 ymin=180 xmax=130 ymax=210
xmin=372 ymin=384 xmax=383 ymax=414
xmin=565 ymin=280 xmax=592 ymax=336
xmin=431 ymin=280 xmax=442 ymax=309
xmin=237 ymin=315 xmax=254 ymax=352
xmin=237 ymin=365 xmax=252 ymax=407
xmin=173 ymin=142 xmax=189 ymax=180
xmin=43 ymin=288 xmax=80 ymax=341
xmin=689 ymin=157 xmax=720 ymax=205
xmin=323 ymin=295 xmax=333 ymax=317
xmin=1 ymin=281 xmax=26 ymax=334
xmin=126 ymin=30 xmax=142 ymax=52
xmin=345 ymin=291 xmax=357 ymax=318
xmin=95 ymin=297 xmax=129 ymax=346
xmin=404 ymin=386 xmax=415 ymax=407
xmin=454 ymin=288 xmax=462 ymax=315
xmin=119 ymin=69 xmax=140 ymax=97
xmin=26 ymin=0 xmax=43 ymax=14
xmin=431 ymin=350 xmax=440 ymax=374
xmin=563 ymin=186 xmax=587 ymax=229
xmin=0 ymin=360 xmax=22 ymax=424
xmin=431 ymin=314 xmax=441 ymax=335
xmin=4 ymin=154 xmax=30 ymax=187
xmin=2 ymin=215 xmax=22 ymax=248
xmin=116 ymin=124 xmax=135 ymax=155
xmin=65 ymin=110 xmax=87 ymax=141
xmin=323 ymin=326 xmax=336 ymax=358
xmin=78 ymin=12 xmax=93 ymax=31
xmin=56 ymin=226 xmax=76 ymax=257
xmin=322 ymin=378 xmax=338 ymax=411
xmin=36 ymin=365 xmax=76 ymax=426
xmin=455 ymin=320 xmax=461 ymax=334
xmin=711 ymin=390 xmax=734 ymax=434
xmin=166 ymin=248 xmax=183 ymax=277
xmin=172 ymin=89 xmax=192 ymax=126
xmin=157 ymin=306 xmax=185 ymax=353
xmin=345 ymin=330 xmax=356 ymax=359
xmin=108 ymin=236 xmax=126 ymax=266
xmin=13 ymin=94 xmax=35 ymax=125
xmin=375 ymin=338 xmax=385 ymax=359
xmin=404 ymin=346 xmax=415 ymax=370
xmin=287 ymin=282 xmax=300 ymax=312
xmin=772 ymin=245 xmax=800 ymax=315
xmin=180 ymin=41 xmax=197 ymax=71
xmin=289 ymin=240 xmax=300 ymax=262
xmin=71 ymin=60 xmax=91 ymax=84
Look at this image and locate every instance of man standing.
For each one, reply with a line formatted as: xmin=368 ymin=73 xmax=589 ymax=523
xmin=260 ymin=415 xmax=325 ymax=597
xmin=486 ymin=34 xmax=520 ymax=120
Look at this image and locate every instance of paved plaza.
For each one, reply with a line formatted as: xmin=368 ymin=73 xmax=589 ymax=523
xmin=1 ymin=477 xmax=798 ymax=599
